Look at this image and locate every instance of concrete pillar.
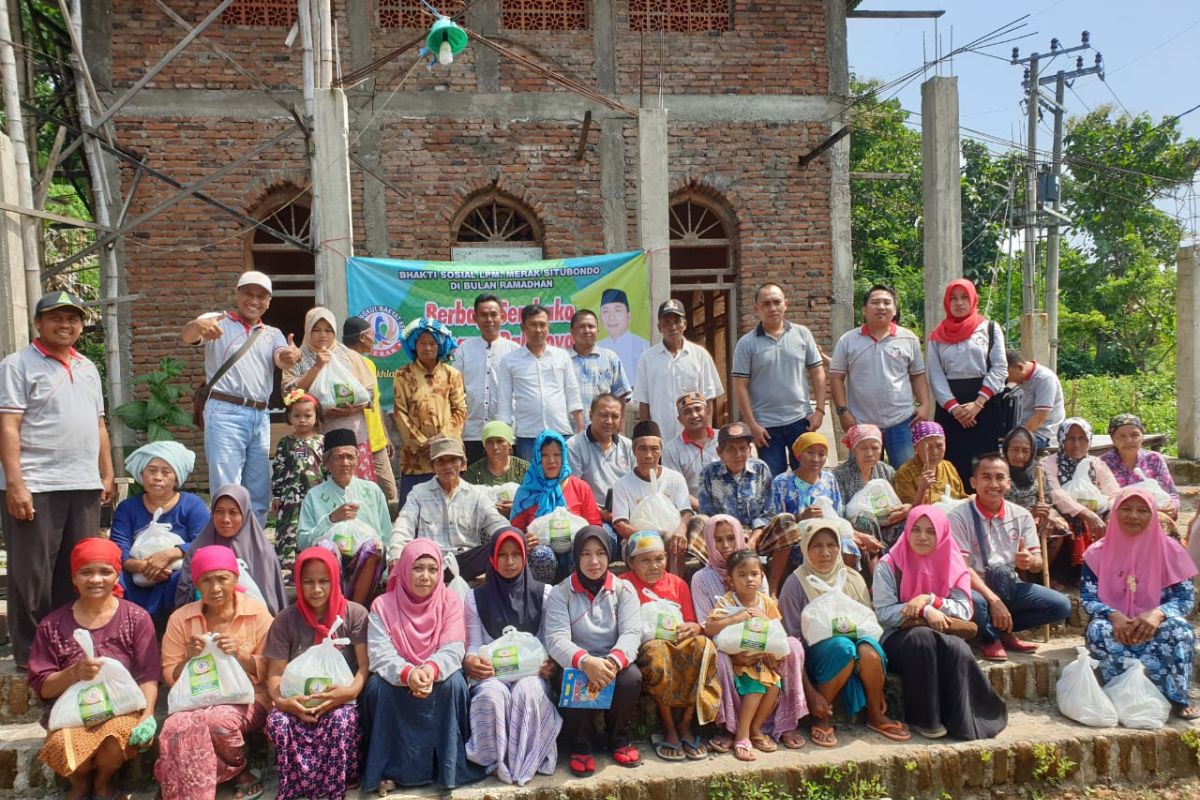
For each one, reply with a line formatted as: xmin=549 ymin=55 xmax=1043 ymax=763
xmin=920 ymin=76 xmax=963 ymax=336
xmin=637 ymin=107 xmax=670 ymax=344
xmin=1178 ymin=245 xmax=1200 ymax=459
xmin=1019 ymin=312 xmax=1049 ymax=364
xmin=311 ymin=88 xmax=354 ymax=321
xmin=0 ymin=132 xmax=28 ymax=354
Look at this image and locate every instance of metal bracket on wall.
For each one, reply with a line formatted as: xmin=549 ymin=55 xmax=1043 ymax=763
xmin=798 ymin=125 xmax=851 ymax=167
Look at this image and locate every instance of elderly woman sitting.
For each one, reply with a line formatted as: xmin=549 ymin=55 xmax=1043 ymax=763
xmin=29 ymin=540 xmax=161 ymax=800
xmin=894 ymin=421 xmax=966 ymax=507
xmin=832 ymin=424 xmax=911 ymax=553
xmin=1100 ymin=413 xmax=1180 ymax=535
xmin=109 ymin=441 xmax=210 ymax=630
xmin=1044 ymin=418 xmax=1119 ymax=569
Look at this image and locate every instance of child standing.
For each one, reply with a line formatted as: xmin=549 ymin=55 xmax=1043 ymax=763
xmin=271 ymin=390 xmax=325 ymax=576
xmin=705 ymin=550 xmax=782 ymax=762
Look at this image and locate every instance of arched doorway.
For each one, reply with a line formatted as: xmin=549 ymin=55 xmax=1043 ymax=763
xmin=668 ymin=191 xmax=738 ymax=422
xmin=450 ymin=189 xmax=544 ymax=263
xmin=244 ymin=187 xmax=314 ymax=417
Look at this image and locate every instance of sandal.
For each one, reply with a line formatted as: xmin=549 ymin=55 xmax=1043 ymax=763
xmin=651 ymin=733 xmax=686 ymax=762
xmin=376 ymin=779 xmax=396 ymax=798
xmin=233 ymin=771 xmax=264 ymax=800
xmin=707 ymin=732 xmax=732 ymax=754
xmin=680 ymin=736 xmax=709 ymax=760
xmin=749 ymin=734 xmax=777 ymax=753
xmin=810 ymin=721 xmax=838 ymax=748
xmin=733 ymin=738 xmax=756 ymax=762
xmin=569 ymin=753 xmax=595 ymax=777
xmin=1175 ymin=703 xmax=1200 ymax=720
xmin=612 ymin=744 xmax=642 ymax=767
xmin=779 ymin=730 xmax=806 ymax=750
xmin=867 ymin=719 xmax=912 ymax=742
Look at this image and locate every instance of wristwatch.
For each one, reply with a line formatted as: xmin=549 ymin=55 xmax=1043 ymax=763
xmin=835 ymin=406 xmax=849 ymax=416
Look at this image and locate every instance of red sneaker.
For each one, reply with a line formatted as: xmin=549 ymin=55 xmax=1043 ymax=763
xmin=1000 ymin=633 xmax=1039 ymax=654
xmin=979 ymin=641 xmax=1008 ymax=661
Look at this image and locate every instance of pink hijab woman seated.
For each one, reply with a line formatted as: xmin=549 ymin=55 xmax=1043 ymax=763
xmin=1080 ymin=487 xmax=1200 ymax=719
xmin=872 ymin=506 xmax=1007 ymax=740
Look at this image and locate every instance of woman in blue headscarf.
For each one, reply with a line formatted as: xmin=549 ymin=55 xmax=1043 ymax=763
xmin=509 ymin=430 xmax=602 ymax=582
xmin=392 ymin=316 xmax=468 ymax=506
xmin=109 ymin=441 xmax=211 ymax=630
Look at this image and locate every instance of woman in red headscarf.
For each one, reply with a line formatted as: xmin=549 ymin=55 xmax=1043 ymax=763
xmin=265 ymin=548 xmax=370 ymax=800
xmin=157 ymin=545 xmax=274 ymax=800
xmin=926 ymin=279 xmax=1010 ymax=484
xmin=28 ymin=539 xmax=161 ymax=800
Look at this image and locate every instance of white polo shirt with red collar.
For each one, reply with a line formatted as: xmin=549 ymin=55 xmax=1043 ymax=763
xmin=947 ymin=496 xmax=1040 ymax=572
xmin=829 ymin=321 xmax=925 ymax=428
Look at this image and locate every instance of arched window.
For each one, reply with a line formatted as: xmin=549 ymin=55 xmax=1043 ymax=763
xmin=668 ymin=191 xmax=739 ymax=417
xmin=451 ymin=190 xmax=544 ymax=261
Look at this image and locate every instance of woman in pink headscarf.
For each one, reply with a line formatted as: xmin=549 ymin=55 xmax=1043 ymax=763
xmin=872 ymin=507 xmax=1006 ymax=740
xmin=1081 ymin=487 xmax=1200 ymax=719
xmin=360 ymin=539 xmax=484 ymax=792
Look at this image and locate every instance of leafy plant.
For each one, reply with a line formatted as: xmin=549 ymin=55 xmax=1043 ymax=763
xmin=1181 ymin=729 xmax=1200 ymax=767
xmin=111 ymin=357 xmax=194 ymax=442
xmin=979 ymin=749 xmax=993 ymax=764
xmin=1031 ymin=743 xmax=1076 ymax=785
xmin=708 ymin=770 xmax=887 ymax=800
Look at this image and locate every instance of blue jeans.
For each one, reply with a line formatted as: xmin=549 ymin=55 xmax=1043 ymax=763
xmin=204 ymin=399 xmax=272 ymax=524
xmin=1034 ymin=434 xmax=1050 ymax=451
xmin=514 ymin=437 xmax=537 ymax=461
xmin=970 ymin=583 xmax=1072 ymax=644
xmin=760 ymin=418 xmax=811 ymax=477
xmin=881 ymin=418 xmax=916 ymax=467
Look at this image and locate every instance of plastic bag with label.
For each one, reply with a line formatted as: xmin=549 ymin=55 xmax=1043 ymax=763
xmin=528 ymin=507 xmax=589 ymax=555
xmin=629 ymin=470 xmax=682 ymax=535
xmin=1102 ymin=657 xmax=1170 ymax=730
xmin=711 ymin=600 xmax=790 ymax=657
xmin=845 ymin=479 xmax=903 ymax=522
xmin=1056 ymin=646 xmax=1119 ymax=727
xmin=280 ymin=616 xmax=355 ymax=706
xmin=1127 ymin=468 xmax=1172 ymax=509
xmin=1062 ymin=456 xmax=1110 ymax=513
xmin=235 ymin=558 xmax=267 ymax=606
xmin=128 ymin=507 xmax=186 ymax=587
xmin=478 ymin=625 xmax=548 ymax=683
xmin=310 ymin=356 xmax=371 ymax=409
xmin=637 ymin=587 xmax=685 ymax=644
xmin=47 ymin=629 xmax=148 ymax=731
xmin=327 ymin=519 xmax=379 ymax=557
xmin=798 ymin=572 xmax=884 ymax=646
xmin=166 ymin=632 xmax=255 ymax=713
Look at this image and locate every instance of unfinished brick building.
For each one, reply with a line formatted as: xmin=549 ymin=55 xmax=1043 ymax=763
xmin=83 ymin=0 xmax=852 ymax=477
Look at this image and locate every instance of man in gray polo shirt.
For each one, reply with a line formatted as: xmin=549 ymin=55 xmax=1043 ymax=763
xmin=732 ymin=283 xmax=826 ymax=476
xmin=181 ymin=270 xmax=302 ymax=523
xmin=1005 ymin=351 xmax=1065 ymax=450
xmin=566 ymin=393 xmax=633 ymax=524
xmin=830 ymin=285 xmax=932 ymax=467
xmin=0 ymin=291 xmax=115 ymax=666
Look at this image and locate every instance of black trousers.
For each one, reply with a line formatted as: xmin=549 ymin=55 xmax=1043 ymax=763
xmin=557 ymin=663 xmax=643 ymax=754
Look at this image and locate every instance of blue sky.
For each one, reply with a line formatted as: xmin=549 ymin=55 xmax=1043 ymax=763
xmin=847 ymin=0 xmax=1200 ymax=237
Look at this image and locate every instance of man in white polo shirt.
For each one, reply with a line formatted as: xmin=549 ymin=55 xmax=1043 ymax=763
xmin=1005 ymin=351 xmax=1065 ymax=450
xmin=181 ymin=270 xmax=302 ymax=523
xmin=830 ymin=284 xmax=932 ymax=467
xmin=0 ymin=291 xmax=115 ymax=666
xmin=661 ymin=391 xmax=719 ymax=510
xmin=732 ymin=283 xmax=826 ymax=476
xmin=497 ymin=304 xmax=584 ymax=461
xmin=633 ymin=299 xmax=723 ymax=442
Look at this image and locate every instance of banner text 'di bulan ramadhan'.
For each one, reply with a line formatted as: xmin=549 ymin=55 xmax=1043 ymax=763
xmin=345 ymin=250 xmax=650 ymax=411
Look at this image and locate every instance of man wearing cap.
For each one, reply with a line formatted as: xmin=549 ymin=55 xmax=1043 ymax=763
xmin=732 ymin=283 xmax=827 ymax=477
xmin=181 ymin=270 xmax=302 ymax=523
xmin=596 ymin=288 xmax=649 ymax=383
xmin=297 ymin=428 xmax=390 ymax=603
xmin=661 ymin=391 xmax=719 ymax=510
xmin=611 ymin=421 xmax=692 ymax=574
xmin=497 ymin=304 xmax=585 ymax=460
xmin=453 ymin=293 xmax=520 ymax=464
xmin=632 ymin=299 xmax=723 ymax=442
xmin=569 ymin=309 xmax=631 ymax=414
xmin=0 ymin=291 xmax=115 ymax=666
xmin=389 ymin=435 xmax=511 ymax=581
xmin=698 ymin=422 xmax=774 ymax=536
xmin=343 ymin=316 xmax=399 ymax=516
xmin=567 ymin=393 xmax=634 ymax=523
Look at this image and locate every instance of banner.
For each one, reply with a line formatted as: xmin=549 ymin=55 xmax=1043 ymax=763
xmin=345 ymin=250 xmax=650 ymax=410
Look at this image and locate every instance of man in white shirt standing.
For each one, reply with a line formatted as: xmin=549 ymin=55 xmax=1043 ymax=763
xmin=497 ymin=304 xmax=585 ymax=461
xmin=661 ymin=391 xmax=719 ymax=510
xmin=633 ymin=299 xmax=723 ymax=442
xmin=453 ymin=293 xmax=520 ymax=463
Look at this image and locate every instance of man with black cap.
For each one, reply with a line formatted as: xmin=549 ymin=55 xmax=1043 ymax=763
xmin=297 ymin=428 xmax=390 ymax=603
xmin=596 ymin=287 xmax=649 ymax=383
xmin=699 ymin=421 xmax=774 ymax=538
xmin=632 ymin=299 xmax=723 ymax=442
xmin=612 ymin=420 xmax=692 ymax=574
xmin=343 ymin=316 xmax=399 ymax=516
xmin=0 ymin=291 xmax=115 ymax=667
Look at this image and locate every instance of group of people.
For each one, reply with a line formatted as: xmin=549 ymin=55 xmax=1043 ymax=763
xmin=1 ymin=274 xmax=1197 ymax=800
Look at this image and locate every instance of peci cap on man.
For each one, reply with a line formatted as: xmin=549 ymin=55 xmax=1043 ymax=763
xmin=632 ymin=420 xmax=661 ymax=440
xmin=342 ymin=315 xmax=371 ymax=347
xmin=717 ymin=421 xmax=755 ymax=447
xmin=601 ymin=288 xmax=630 ymax=308
xmin=323 ymin=428 xmax=357 ymax=451
xmin=34 ymin=290 xmax=85 ymax=317
xmin=675 ymin=391 xmax=707 ymax=414
xmin=429 ymin=435 xmax=466 ymax=461
xmin=657 ymin=299 xmax=686 ymax=320
xmin=236 ymin=270 xmax=273 ymax=294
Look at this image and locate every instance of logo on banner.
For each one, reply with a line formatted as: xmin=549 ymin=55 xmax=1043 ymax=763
xmin=359 ymin=305 xmax=404 ymax=358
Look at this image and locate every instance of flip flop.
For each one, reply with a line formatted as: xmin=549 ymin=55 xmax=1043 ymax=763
xmin=651 ymin=733 xmax=686 ymax=761
xmin=1175 ymin=703 xmax=1200 ymax=720
xmin=680 ymin=736 xmax=709 ymax=760
xmin=810 ymin=722 xmax=838 ymax=748
xmin=867 ymin=719 xmax=912 ymax=742
xmin=779 ymin=730 xmax=806 ymax=750
xmin=749 ymin=734 xmax=777 ymax=753
xmin=612 ymin=744 xmax=642 ymax=767
xmin=232 ymin=773 xmax=263 ymax=800
xmin=707 ymin=732 xmax=732 ymax=754
xmin=569 ymin=753 xmax=595 ymax=777
xmin=733 ymin=739 xmax=756 ymax=762
xmin=376 ymin=779 xmax=396 ymax=797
